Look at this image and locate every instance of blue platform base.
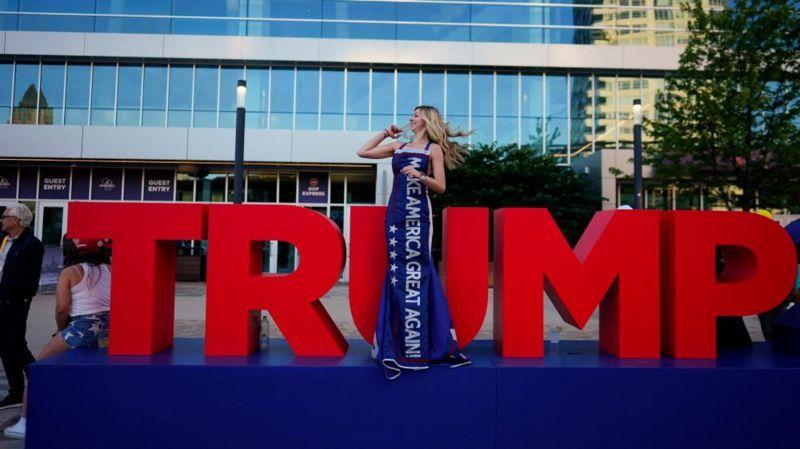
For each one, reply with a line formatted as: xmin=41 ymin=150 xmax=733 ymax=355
xmin=27 ymin=339 xmax=800 ymax=449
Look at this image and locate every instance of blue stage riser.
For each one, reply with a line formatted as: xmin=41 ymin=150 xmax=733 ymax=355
xmin=26 ymin=340 xmax=800 ymax=449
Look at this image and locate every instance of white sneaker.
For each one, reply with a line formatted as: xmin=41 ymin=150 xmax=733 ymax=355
xmin=3 ymin=416 xmax=26 ymax=439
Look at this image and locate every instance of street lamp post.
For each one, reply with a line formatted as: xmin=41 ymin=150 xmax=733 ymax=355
xmin=234 ymin=80 xmax=247 ymax=204
xmin=632 ymin=99 xmax=643 ymax=209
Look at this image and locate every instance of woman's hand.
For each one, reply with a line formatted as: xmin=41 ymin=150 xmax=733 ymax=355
xmin=400 ymin=165 xmax=423 ymax=179
xmin=385 ymin=124 xmax=402 ymax=139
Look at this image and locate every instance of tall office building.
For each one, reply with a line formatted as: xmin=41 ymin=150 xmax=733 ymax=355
xmin=0 ymin=0 xmax=716 ymax=275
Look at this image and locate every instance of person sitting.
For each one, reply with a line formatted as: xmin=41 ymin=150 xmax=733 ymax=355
xmin=3 ymin=237 xmax=111 ymax=440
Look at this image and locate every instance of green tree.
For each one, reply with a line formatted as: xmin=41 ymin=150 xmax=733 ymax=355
xmin=645 ymin=0 xmax=800 ymax=211
xmin=431 ymin=144 xmax=597 ymax=246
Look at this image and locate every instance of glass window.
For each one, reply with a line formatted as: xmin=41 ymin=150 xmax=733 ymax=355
xmin=496 ymin=72 xmax=519 ymax=146
xmin=397 ymin=70 xmax=419 ymax=120
xmin=270 ymin=67 xmax=294 ymax=129
xmin=116 ymin=64 xmax=142 ymax=126
xmin=421 ymin=70 xmax=444 ymax=117
xmin=471 ymin=4 xmax=544 ymax=44
xmin=172 ymin=0 xmax=244 ymax=36
xmin=642 ymin=77 xmax=666 ymax=143
xmin=95 ymin=0 xmax=170 ymax=34
xmin=331 ymin=172 xmax=345 ymax=203
xmin=0 ymin=63 xmax=11 ymax=124
xmin=471 ymin=72 xmax=494 ymax=146
xmin=176 ymin=173 xmax=195 ymax=202
xmin=347 ymin=173 xmax=375 ymax=204
xmin=38 ymin=63 xmax=64 ymax=125
xmin=545 ymin=74 xmax=568 ymax=161
xmin=322 ymin=1 xmax=395 ymax=40
xmin=371 ymin=69 xmax=393 ymax=130
xmin=521 ymin=73 xmax=543 ymax=150
xmin=219 ymin=66 xmax=244 ymax=128
xmin=595 ymin=76 xmax=617 ymax=150
xmin=446 ymin=71 xmax=468 ymax=134
xmin=193 ymin=65 xmax=218 ymax=128
xmin=279 ymin=172 xmax=296 ymax=203
xmin=330 ymin=205 xmax=344 ymax=233
xmin=570 ymin=74 xmax=594 ymax=157
xmin=65 ymin=63 xmax=90 ymax=125
xmin=675 ymin=187 xmax=701 ymax=210
xmin=320 ymin=68 xmax=344 ymax=130
xmin=245 ymin=67 xmax=268 ymax=129
xmin=168 ymin=65 xmax=192 ymax=127
xmin=142 ymin=64 xmax=167 ymax=126
xmin=247 ymin=0 xmax=321 ymax=38
xmin=90 ymin=64 xmax=116 ymax=126
xmin=346 ymin=69 xmax=368 ymax=130
xmin=295 ymin=67 xmax=319 ymax=130
xmin=247 ymin=171 xmax=277 ymax=202
xmin=397 ymin=3 xmax=469 ymax=41
xmin=195 ymin=171 xmax=227 ymax=202
xmin=12 ymin=63 xmax=38 ymax=125
xmin=0 ymin=0 xmax=18 ymax=31
xmin=18 ymin=0 xmax=94 ymax=32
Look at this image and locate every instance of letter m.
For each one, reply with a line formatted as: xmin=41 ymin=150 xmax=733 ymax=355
xmin=494 ymin=208 xmax=660 ymax=358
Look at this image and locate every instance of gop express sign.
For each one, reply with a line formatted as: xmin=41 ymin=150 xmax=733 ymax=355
xmin=66 ymin=203 xmax=797 ymax=360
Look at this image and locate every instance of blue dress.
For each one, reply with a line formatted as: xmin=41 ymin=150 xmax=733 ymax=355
xmin=372 ymin=142 xmax=471 ymax=379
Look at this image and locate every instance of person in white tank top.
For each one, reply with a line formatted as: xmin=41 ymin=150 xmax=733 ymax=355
xmin=4 ymin=237 xmax=112 ymax=440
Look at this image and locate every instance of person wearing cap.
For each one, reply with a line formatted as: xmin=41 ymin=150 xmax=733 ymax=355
xmin=4 ymin=235 xmax=111 ymax=439
xmin=0 ymin=203 xmax=44 ymax=411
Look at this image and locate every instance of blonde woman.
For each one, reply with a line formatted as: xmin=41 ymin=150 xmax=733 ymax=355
xmin=357 ymin=105 xmax=471 ymax=379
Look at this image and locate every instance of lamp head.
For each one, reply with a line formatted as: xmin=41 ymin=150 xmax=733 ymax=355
xmin=236 ymin=79 xmax=247 ymax=109
xmin=632 ymin=99 xmax=642 ymax=125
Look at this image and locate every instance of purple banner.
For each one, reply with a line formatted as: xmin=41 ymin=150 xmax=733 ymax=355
xmin=91 ymin=168 xmax=123 ymax=200
xmin=71 ymin=168 xmax=90 ymax=200
xmin=298 ymin=172 xmax=329 ymax=204
xmin=143 ymin=169 xmax=175 ymax=201
xmin=38 ymin=168 xmax=70 ymax=200
xmin=18 ymin=167 xmax=37 ymax=199
xmin=0 ymin=166 xmax=17 ymax=199
xmin=124 ymin=169 xmax=142 ymax=201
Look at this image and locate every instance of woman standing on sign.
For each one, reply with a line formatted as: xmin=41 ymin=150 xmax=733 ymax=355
xmin=356 ymin=106 xmax=471 ymax=379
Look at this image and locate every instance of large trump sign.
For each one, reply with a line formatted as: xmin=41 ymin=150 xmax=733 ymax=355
xmin=67 ymin=203 xmax=797 ymax=359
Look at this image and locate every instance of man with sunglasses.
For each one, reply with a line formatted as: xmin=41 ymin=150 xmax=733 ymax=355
xmin=0 ymin=203 xmax=44 ymax=410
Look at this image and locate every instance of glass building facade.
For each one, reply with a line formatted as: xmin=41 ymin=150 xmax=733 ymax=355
xmin=0 ymin=0 xmax=722 ymax=46
xmin=0 ymin=60 xmax=666 ymax=163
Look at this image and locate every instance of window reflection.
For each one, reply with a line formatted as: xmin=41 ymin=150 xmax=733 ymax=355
xmin=594 ymin=76 xmax=617 ymax=150
xmin=117 ymin=64 xmax=142 ymax=126
xmin=65 ymin=63 xmax=90 ymax=125
xmin=12 ymin=63 xmax=38 ymax=124
xmin=193 ymin=65 xmax=218 ymax=128
xmin=446 ymin=71 xmax=468 ymax=135
xmin=521 ymin=74 xmax=543 ymax=150
xmin=296 ymin=67 xmax=319 ymax=130
xmin=0 ymin=63 xmax=12 ymax=124
xmin=91 ymin=64 xmax=116 ymax=126
xmin=270 ymin=67 xmax=294 ymax=129
xmin=496 ymin=72 xmax=519 ymax=146
xmin=39 ymin=63 xmax=64 ymax=125
xmin=346 ymin=69 xmax=368 ymax=131
xmin=472 ymin=72 xmax=494 ymax=145
xmin=397 ymin=70 xmax=420 ymax=119
xmin=142 ymin=64 xmax=167 ymax=126
xmin=545 ymin=74 xmax=568 ymax=161
xmin=219 ymin=66 xmax=243 ymax=128
xmin=320 ymin=68 xmax=344 ymax=130
xmin=168 ymin=65 xmax=192 ymax=127
xmin=371 ymin=69 xmax=393 ymax=130
xmin=570 ymin=74 xmax=594 ymax=157
xmin=421 ymin=71 xmax=444 ymax=115
xmin=245 ymin=67 xmax=269 ymax=129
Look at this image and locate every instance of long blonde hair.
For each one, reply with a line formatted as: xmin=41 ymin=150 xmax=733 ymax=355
xmin=415 ymin=105 xmax=471 ymax=170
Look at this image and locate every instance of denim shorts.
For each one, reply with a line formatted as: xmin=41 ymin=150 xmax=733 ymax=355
xmin=60 ymin=311 xmax=110 ymax=348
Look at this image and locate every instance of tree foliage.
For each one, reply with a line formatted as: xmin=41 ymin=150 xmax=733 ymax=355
xmin=431 ymin=144 xmax=597 ymax=245
xmin=645 ymin=0 xmax=800 ymax=211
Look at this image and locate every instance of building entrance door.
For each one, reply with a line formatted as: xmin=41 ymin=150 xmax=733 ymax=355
xmin=35 ymin=201 xmax=68 ymax=285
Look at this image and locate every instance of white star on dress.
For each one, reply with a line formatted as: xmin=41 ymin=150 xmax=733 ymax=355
xmin=389 ymin=225 xmax=397 ymax=233
xmin=390 ymin=264 xmax=398 ymax=272
xmin=389 ymin=238 xmax=397 ymax=246
xmin=390 ymin=276 xmax=397 ymax=285
xmin=389 ymin=251 xmax=397 ymax=259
